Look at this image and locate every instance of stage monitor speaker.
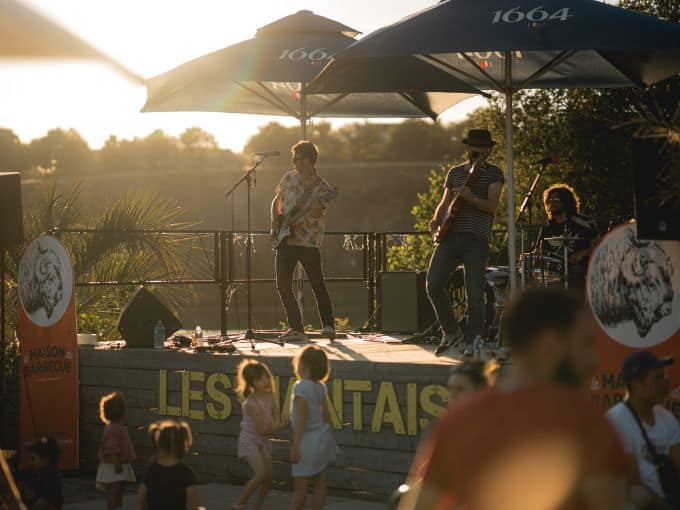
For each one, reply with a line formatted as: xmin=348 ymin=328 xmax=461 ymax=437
xmin=0 ymin=172 xmax=24 ymax=248
xmin=380 ymin=270 xmax=435 ymax=333
xmin=118 ymin=286 xmax=182 ymax=347
xmin=631 ymin=138 xmax=680 ymax=240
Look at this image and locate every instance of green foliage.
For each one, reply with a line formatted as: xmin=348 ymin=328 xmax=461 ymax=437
xmin=334 ymin=317 xmax=352 ymax=332
xmin=386 ymin=165 xmax=449 ymax=270
xmin=2 ymin=175 xmax=195 ymax=343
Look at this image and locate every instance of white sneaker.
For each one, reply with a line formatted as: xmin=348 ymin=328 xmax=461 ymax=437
xmin=321 ymin=325 xmax=337 ymax=340
xmin=279 ymin=328 xmax=308 ymax=342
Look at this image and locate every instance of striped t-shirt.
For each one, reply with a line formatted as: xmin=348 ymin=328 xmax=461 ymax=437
xmin=444 ymin=161 xmax=505 ymax=241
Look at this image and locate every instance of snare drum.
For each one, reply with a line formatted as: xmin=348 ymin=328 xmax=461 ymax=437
xmin=517 ymin=253 xmax=563 ymax=284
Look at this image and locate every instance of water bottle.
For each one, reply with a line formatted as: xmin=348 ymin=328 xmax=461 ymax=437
xmin=154 ymin=320 xmax=165 ymax=349
xmin=194 ymin=325 xmax=203 ymax=347
xmin=473 ymin=335 xmax=484 ymax=360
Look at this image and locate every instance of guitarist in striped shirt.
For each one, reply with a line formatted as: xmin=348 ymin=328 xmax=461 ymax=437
xmin=427 ymin=129 xmax=505 ymax=356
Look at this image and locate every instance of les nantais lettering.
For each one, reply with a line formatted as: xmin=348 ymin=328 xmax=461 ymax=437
xmin=158 ymin=370 xmax=448 ymax=436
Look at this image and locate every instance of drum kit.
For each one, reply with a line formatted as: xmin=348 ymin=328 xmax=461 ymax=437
xmin=484 ymin=236 xmax=571 ymax=345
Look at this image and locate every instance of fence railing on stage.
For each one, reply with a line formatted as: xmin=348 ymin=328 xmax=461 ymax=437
xmin=49 ymin=228 xmax=506 ymax=333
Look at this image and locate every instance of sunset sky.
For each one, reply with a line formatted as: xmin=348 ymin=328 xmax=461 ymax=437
xmin=1 ymin=0 xmax=490 ymax=153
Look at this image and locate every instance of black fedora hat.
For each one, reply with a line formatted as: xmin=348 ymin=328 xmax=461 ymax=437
xmin=462 ymin=129 xmax=496 ymax=147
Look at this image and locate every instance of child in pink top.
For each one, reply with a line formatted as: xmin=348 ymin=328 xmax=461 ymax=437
xmin=232 ymin=359 xmax=287 ymax=510
xmin=96 ymin=391 xmax=136 ymax=510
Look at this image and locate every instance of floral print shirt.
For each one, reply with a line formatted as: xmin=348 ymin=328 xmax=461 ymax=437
xmin=276 ymin=170 xmax=335 ymax=248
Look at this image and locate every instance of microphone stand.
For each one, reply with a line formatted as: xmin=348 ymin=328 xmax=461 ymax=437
xmin=516 ymin=160 xmax=549 ymax=286
xmin=224 ymin=154 xmax=283 ymax=349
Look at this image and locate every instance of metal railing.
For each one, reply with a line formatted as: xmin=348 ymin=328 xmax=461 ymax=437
xmin=50 ymin=228 xmax=448 ymax=333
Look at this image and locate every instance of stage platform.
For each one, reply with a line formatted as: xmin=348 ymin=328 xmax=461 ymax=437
xmin=77 ymin=331 xmax=479 ymax=498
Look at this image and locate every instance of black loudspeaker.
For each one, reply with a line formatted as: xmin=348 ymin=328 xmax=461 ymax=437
xmin=0 ymin=172 xmax=24 ymax=247
xmin=631 ymin=138 xmax=680 ymax=240
xmin=379 ymin=271 xmax=435 ymax=333
xmin=118 ymin=287 xmax=182 ymax=347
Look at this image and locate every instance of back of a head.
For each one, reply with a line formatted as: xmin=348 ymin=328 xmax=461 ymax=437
xmin=504 ymin=288 xmax=585 ymax=354
xmin=28 ymin=436 xmax=60 ymax=466
xmin=148 ymin=419 xmax=193 ymax=459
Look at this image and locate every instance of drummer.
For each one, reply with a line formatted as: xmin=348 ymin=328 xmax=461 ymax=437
xmin=535 ymin=183 xmax=600 ymax=288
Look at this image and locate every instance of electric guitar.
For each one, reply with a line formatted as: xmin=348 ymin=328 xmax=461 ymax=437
xmin=434 ymin=159 xmax=485 ymax=244
xmin=272 ymin=185 xmax=337 ymax=250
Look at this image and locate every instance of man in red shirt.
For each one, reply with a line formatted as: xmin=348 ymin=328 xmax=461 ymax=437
xmin=399 ymin=288 xmax=628 ymax=510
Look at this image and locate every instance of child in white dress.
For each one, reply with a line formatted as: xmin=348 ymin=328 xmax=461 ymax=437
xmin=289 ymin=345 xmax=337 ymax=510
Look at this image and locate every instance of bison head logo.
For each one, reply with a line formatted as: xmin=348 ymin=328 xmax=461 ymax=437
xmin=589 ymin=224 xmax=676 ymax=345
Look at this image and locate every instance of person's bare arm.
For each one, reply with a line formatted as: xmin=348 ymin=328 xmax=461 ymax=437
xmin=186 ymin=485 xmax=202 ymax=510
xmin=397 ymin=481 xmax=457 ymax=510
xmin=290 ymin=396 xmax=308 ymax=463
xmin=137 ymin=483 xmax=148 ymax=510
xmin=429 ymin=187 xmax=454 ymax=232
xmin=458 ymin=181 xmax=503 ymax=216
xmin=580 ymin=475 xmax=627 ymax=510
xmin=270 ymin=192 xmax=282 ymax=231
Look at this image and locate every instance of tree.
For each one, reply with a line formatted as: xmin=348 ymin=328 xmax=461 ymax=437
xmin=180 ymin=127 xmax=219 ymax=150
xmin=387 ymin=0 xmax=680 ymax=270
xmin=27 ymin=128 xmax=94 ymax=174
xmin=335 ymin=122 xmax=391 ymax=162
xmin=0 ymin=128 xmax=26 ymax=173
xmin=140 ymin=129 xmax=180 ymax=168
xmin=385 ymin=119 xmax=469 ymax=161
xmin=243 ymin=122 xmax=301 ymax=158
xmin=2 ymin=176 xmax=195 ymax=346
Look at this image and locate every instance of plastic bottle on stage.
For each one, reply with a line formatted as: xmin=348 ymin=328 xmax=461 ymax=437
xmin=473 ymin=335 xmax=484 ymax=360
xmin=195 ymin=325 xmax=203 ymax=347
xmin=154 ymin=321 xmax=165 ymax=349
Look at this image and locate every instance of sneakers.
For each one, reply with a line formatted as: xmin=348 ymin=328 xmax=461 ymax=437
xmin=279 ymin=328 xmax=308 ymax=342
xmin=435 ymin=331 xmax=464 ymax=356
xmin=321 ymin=325 xmax=337 ymax=341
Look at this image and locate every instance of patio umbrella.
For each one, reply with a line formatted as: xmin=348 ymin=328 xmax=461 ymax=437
xmin=0 ymin=0 xmax=141 ymax=82
xmin=142 ymin=9 xmax=480 ymax=137
xmin=309 ymin=0 xmax=680 ymax=292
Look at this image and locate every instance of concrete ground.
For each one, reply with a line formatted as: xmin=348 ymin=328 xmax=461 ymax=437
xmin=61 ymin=476 xmax=388 ymax=510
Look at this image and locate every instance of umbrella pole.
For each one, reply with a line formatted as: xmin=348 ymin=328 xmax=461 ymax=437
xmin=504 ymin=52 xmax=518 ymax=296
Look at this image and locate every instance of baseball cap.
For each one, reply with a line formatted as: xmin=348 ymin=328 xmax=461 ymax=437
xmin=620 ymin=351 xmax=673 ymax=382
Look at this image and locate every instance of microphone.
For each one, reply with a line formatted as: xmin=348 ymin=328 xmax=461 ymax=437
xmin=253 ymin=150 xmax=280 ymax=158
xmin=533 ymin=154 xmax=558 ymax=165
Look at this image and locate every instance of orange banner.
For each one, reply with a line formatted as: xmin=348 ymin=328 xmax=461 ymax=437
xmin=587 ymin=223 xmax=679 ymax=418
xmin=18 ymin=235 xmax=78 ymax=469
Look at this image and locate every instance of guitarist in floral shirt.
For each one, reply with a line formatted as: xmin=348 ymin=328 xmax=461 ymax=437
xmin=427 ymin=129 xmax=505 ymax=356
xmin=271 ymin=140 xmax=337 ymax=342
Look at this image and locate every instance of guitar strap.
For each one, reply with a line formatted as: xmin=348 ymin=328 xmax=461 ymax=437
xmin=289 ymin=176 xmax=322 ymax=218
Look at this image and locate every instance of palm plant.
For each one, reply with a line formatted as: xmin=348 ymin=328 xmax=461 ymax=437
xmin=2 ymin=176 xmax=196 ymax=348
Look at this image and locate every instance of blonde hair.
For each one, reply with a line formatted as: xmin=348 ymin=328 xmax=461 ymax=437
xmin=148 ymin=419 xmax=193 ymax=459
xmin=235 ymin=359 xmax=273 ymax=401
xmin=293 ymin=345 xmax=330 ymax=382
xmin=99 ymin=391 xmax=126 ymax=424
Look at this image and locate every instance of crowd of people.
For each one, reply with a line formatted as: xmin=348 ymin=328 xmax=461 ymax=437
xmin=3 ymin=137 xmax=678 ymax=509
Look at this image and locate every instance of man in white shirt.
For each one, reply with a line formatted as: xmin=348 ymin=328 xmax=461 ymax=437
xmin=607 ymin=351 xmax=680 ymax=509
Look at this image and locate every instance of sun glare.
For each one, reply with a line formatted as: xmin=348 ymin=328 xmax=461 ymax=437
xmin=2 ymin=0 xmax=484 ymax=152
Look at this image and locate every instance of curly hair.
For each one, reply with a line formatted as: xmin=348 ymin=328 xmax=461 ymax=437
xmin=293 ymin=345 xmax=330 ymax=382
xmin=542 ymin=183 xmax=580 ymax=218
xmin=148 ymin=419 xmax=193 ymax=459
xmin=235 ymin=359 xmax=273 ymax=401
xmin=99 ymin=391 xmax=127 ymax=424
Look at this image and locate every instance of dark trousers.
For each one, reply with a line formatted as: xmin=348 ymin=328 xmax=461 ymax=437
xmin=426 ymin=232 xmax=489 ymax=342
xmin=275 ymin=244 xmax=334 ymax=332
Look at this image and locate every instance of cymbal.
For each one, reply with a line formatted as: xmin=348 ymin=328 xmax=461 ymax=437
xmin=494 ymin=215 xmax=546 ymax=227
xmin=543 ymin=236 xmax=569 ymax=243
